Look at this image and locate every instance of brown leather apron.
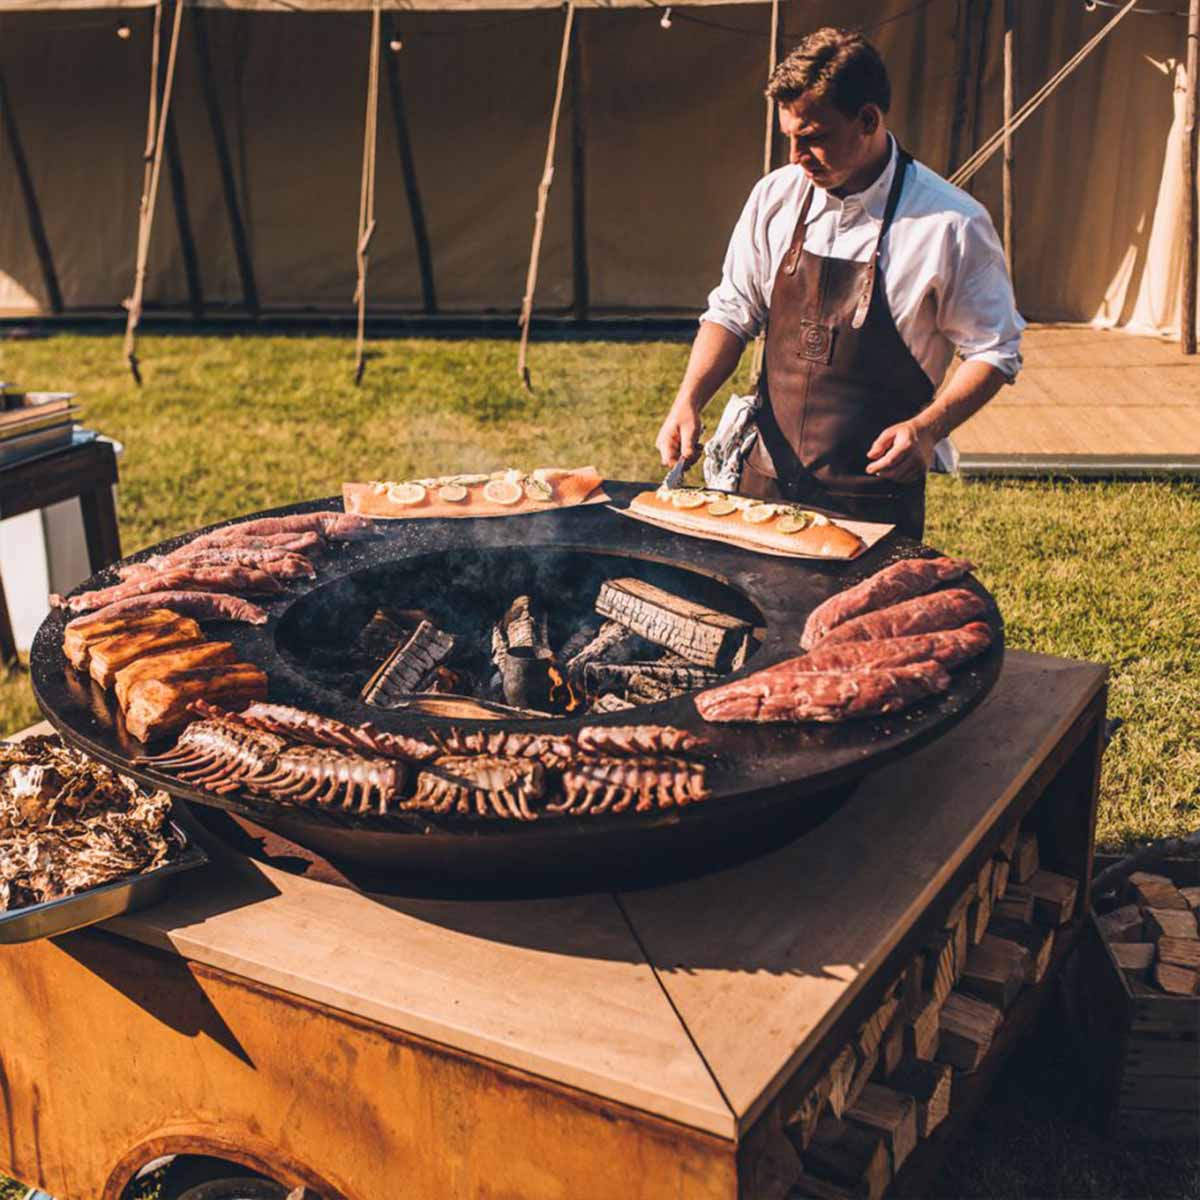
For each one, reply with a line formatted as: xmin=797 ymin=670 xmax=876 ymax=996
xmin=741 ymin=147 xmax=934 ymax=540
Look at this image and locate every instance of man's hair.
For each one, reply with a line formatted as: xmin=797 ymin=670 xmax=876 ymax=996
xmin=765 ymin=28 xmax=891 ymax=116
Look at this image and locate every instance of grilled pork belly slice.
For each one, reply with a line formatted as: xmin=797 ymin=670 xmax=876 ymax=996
xmin=114 ymin=641 xmax=237 ymax=709
xmin=62 ymin=608 xmax=182 ymax=671
xmin=88 ymin=620 xmax=205 ymax=689
xmin=124 ymin=663 xmax=268 ymax=742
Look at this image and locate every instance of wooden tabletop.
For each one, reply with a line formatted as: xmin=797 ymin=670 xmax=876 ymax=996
xmin=100 ymin=649 xmax=1106 ymax=1142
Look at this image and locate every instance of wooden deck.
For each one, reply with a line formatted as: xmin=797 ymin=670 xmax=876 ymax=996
xmin=952 ymin=326 xmax=1200 ymax=476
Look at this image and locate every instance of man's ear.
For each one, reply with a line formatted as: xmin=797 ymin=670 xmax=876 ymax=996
xmin=859 ymin=104 xmax=882 ymax=135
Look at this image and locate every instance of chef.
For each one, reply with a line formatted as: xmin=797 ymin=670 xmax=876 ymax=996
xmin=655 ymin=27 xmax=1024 ymax=539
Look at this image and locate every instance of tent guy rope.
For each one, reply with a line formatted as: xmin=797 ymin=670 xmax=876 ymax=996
xmin=354 ymin=0 xmax=383 ymax=385
xmin=516 ymin=1 xmax=576 ymax=391
xmin=123 ymin=0 xmax=184 ymax=386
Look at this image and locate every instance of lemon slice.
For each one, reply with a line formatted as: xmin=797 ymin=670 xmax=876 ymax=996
xmin=741 ymin=503 xmax=777 ymax=524
xmin=777 ymin=512 xmax=813 ymax=534
xmin=524 ymin=478 xmax=554 ymax=502
xmin=438 ymin=483 xmax=468 ymax=503
xmin=386 ymin=481 xmax=427 ymax=506
xmin=707 ymin=498 xmax=738 ymax=517
xmin=672 ymin=491 xmax=707 ymax=509
xmin=483 ymin=479 xmax=523 ymax=506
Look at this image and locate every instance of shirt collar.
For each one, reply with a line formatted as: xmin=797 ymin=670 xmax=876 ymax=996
xmin=806 ymin=134 xmax=897 ymax=222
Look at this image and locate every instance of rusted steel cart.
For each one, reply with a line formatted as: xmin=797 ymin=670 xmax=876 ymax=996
xmin=0 ymin=648 xmax=1105 ymax=1200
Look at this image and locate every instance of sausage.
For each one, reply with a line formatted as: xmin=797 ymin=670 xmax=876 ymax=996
xmin=58 ymin=565 xmax=284 ymax=613
xmin=798 ymin=622 xmax=993 ymax=672
xmin=64 ymin=591 xmax=269 ymax=628
xmin=813 ymin=588 xmax=988 ymax=648
xmin=695 ymin=660 xmax=951 ymax=723
xmin=801 ymin=556 xmax=974 ymax=649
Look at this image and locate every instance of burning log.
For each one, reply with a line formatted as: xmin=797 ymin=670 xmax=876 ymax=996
xmin=583 ymin=661 xmax=721 ymax=705
xmin=362 ymin=620 xmax=456 ymax=707
xmin=492 ymin=595 xmax=556 ymax=710
xmin=563 ymin=620 xmax=641 ymax=680
xmin=595 ymin=577 xmax=751 ymax=670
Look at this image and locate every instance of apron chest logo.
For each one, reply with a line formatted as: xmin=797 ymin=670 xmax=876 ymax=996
xmin=796 ymin=320 xmax=836 ymax=365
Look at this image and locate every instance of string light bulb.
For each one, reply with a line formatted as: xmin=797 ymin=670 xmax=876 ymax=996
xmin=389 ymin=37 xmax=403 ymax=51
xmin=115 ymin=21 xmax=132 ymax=39
xmin=660 ymin=6 xmax=673 ymax=28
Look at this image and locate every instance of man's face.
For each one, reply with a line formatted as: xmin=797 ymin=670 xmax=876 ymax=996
xmin=779 ymin=92 xmax=881 ymax=191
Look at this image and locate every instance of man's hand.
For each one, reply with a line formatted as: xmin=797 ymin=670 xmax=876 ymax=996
xmin=656 ymin=400 xmax=705 ymax=469
xmin=865 ymin=419 xmax=938 ymax=483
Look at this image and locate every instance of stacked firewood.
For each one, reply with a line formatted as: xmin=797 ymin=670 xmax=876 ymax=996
xmin=786 ymin=825 xmax=1078 ymax=1199
xmin=1097 ymin=873 xmax=1200 ymax=995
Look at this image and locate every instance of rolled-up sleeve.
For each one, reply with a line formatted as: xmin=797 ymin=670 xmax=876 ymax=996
xmin=938 ymin=210 xmax=1025 ymax=381
xmin=700 ymin=180 xmax=770 ymax=344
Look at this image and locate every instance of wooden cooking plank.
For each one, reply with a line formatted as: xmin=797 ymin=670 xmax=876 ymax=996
xmin=107 ymin=852 xmax=732 ymax=1137
xmin=617 ymin=651 xmax=1105 ymax=1132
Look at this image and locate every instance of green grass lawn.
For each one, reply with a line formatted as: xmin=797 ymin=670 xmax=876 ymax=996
xmin=0 ymin=333 xmax=1197 ymax=1199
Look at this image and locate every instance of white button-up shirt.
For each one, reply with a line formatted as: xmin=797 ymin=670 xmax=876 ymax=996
xmin=701 ymin=138 xmax=1025 ymax=387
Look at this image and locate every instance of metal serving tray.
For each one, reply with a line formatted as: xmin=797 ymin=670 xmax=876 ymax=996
xmin=0 ymin=820 xmax=208 ymax=944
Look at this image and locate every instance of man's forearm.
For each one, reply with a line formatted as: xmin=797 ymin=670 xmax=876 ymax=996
xmin=674 ymin=321 xmax=747 ymax=415
xmin=913 ymin=360 xmax=1007 ymax=442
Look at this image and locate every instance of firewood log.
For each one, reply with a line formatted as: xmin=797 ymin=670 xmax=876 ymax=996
xmin=967 ymin=888 xmax=993 ymax=946
xmin=1143 ymin=907 xmax=1199 ymax=941
xmin=846 ymin=1048 xmax=879 ymax=1114
xmin=952 ymin=916 xmax=969 ymax=983
xmin=825 ymin=1044 xmax=858 ymax=1120
xmin=991 ymin=856 xmax=1011 ymax=902
xmin=937 ymin=992 xmax=1002 ymax=1072
xmin=888 ymin=1057 xmax=952 ymax=1139
xmin=1180 ymin=886 xmax=1200 ymax=911
xmin=783 ymin=1071 xmax=833 ymax=1155
xmin=595 ymin=577 xmax=751 ymax=670
xmin=905 ymin=992 xmax=941 ymax=1061
xmin=804 ymin=1117 xmax=890 ymax=1200
xmin=1096 ymin=903 xmax=1145 ymax=943
xmin=923 ymin=930 xmax=957 ymax=1007
xmin=1011 ymin=832 xmax=1039 ymax=883
xmin=1153 ymin=960 xmax=1199 ymax=995
xmin=987 ymin=915 xmax=1055 ymax=983
xmin=960 ymin=934 xmax=1030 ymax=1009
xmin=1157 ymin=935 xmax=1200 ymax=971
xmin=1125 ymin=871 xmax=1189 ymax=911
xmin=856 ymin=997 xmax=900 ymax=1062
xmin=1028 ymin=869 xmax=1079 ymax=926
xmin=1110 ymin=942 xmax=1154 ymax=980
xmin=873 ymin=1013 xmax=906 ymax=1082
xmin=790 ymin=1171 xmax=858 ymax=1199
xmin=994 ymin=885 xmax=1035 ymax=924
xmin=847 ymin=1083 xmax=918 ymax=1172
xmin=996 ymin=822 xmax=1021 ymax=862
xmin=943 ymin=883 xmax=977 ymax=931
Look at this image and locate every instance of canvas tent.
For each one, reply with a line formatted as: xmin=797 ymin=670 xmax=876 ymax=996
xmin=0 ymin=0 xmax=1197 ymax=343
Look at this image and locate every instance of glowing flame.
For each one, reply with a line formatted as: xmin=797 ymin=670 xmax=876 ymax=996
xmin=547 ymin=664 xmax=580 ymax=713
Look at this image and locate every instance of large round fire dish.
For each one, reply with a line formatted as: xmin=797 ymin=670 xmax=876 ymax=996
xmin=31 ymin=482 xmax=1003 ymax=895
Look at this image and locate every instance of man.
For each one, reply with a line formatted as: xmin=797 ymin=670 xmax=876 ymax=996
xmin=655 ymin=28 xmax=1023 ymax=539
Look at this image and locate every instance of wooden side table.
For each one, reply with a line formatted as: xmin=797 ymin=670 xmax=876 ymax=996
xmin=0 ymin=438 xmax=121 ymax=662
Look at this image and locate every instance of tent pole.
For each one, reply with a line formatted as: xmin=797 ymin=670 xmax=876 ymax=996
xmin=382 ymin=13 xmax=437 ymax=315
xmin=1002 ymin=0 xmax=1015 ymax=279
xmin=0 ymin=67 xmax=62 ymax=314
xmin=193 ymin=5 xmax=259 ymax=317
xmin=1183 ymin=0 xmax=1199 ymax=354
xmin=354 ymin=0 xmax=382 ymax=385
xmin=748 ymin=0 xmax=781 ymax=390
xmin=569 ymin=12 xmax=589 ymax=323
xmin=124 ymin=0 xmax=185 ymax=384
xmin=517 ymin=1 xmax=576 ymax=390
xmin=165 ymin=115 xmax=202 ymax=321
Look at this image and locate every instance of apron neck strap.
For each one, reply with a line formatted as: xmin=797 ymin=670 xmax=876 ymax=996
xmin=851 ymin=143 xmax=912 ymax=330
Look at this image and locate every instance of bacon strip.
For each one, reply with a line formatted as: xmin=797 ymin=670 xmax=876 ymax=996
xmin=165 ymin=531 xmax=327 ymax=559
xmin=65 ymin=592 xmax=269 ymax=628
xmin=695 ymin=660 xmax=951 ymax=723
xmin=813 ymin=588 xmax=988 ymax=648
xmin=802 ymin=556 xmax=974 ymax=649
xmin=120 ymin=549 xmax=315 ymax=582
xmin=798 ymin=622 xmax=993 ymax=673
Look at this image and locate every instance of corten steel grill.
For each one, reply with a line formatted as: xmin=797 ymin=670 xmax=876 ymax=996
xmin=30 ymin=481 xmax=1004 ymax=895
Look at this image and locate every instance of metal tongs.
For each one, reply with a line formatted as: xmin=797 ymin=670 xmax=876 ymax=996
xmin=662 ymin=422 xmax=704 ymax=490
